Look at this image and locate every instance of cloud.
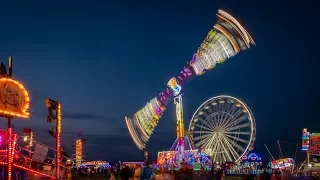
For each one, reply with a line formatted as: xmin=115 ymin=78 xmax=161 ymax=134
xmin=31 ymin=111 xmax=115 ymax=122
xmin=63 ymin=128 xmax=130 ymax=137
xmin=63 ymin=112 xmax=116 ymax=121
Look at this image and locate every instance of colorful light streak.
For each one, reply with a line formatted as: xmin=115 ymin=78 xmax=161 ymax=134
xmin=125 ymin=9 xmax=255 ymax=150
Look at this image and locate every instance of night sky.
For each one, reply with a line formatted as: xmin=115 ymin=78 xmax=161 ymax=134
xmin=0 ymin=0 xmax=318 ymax=163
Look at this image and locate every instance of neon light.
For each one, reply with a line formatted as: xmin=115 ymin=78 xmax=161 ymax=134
xmin=302 ymin=128 xmax=310 ymax=151
xmin=242 ymin=152 xmax=262 ymax=161
xmin=167 ymin=78 xmax=182 ymax=96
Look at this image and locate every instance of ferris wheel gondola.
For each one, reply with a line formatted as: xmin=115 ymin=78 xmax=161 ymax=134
xmin=188 ymin=95 xmax=256 ymax=163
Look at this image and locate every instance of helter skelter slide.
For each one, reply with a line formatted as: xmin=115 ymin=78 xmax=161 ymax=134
xmin=125 ymin=9 xmax=255 ymax=151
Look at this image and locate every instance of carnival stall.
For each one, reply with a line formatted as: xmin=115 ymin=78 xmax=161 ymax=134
xmin=156 ymin=149 xmax=212 ymax=170
xmin=121 ymin=161 xmax=144 ymax=168
xmin=268 ymin=158 xmax=294 ymax=169
xmin=224 ymin=152 xmax=262 ymax=175
xmin=79 ymin=160 xmax=111 ymax=169
xmin=241 ymin=152 xmax=262 ymax=168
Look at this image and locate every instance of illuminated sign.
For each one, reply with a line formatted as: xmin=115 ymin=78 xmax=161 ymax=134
xmin=82 ymin=161 xmax=107 ymax=166
xmin=157 ymin=149 xmax=212 ymax=166
xmin=242 ymin=152 xmax=261 ymax=162
xmin=302 ymin=128 xmax=310 ymax=151
xmin=167 ymin=78 xmax=182 ymax=96
xmin=310 ymin=133 xmax=320 ymax=153
xmin=0 ymin=78 xmax=30 ymax=118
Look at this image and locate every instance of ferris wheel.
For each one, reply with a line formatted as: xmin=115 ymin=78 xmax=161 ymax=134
xmin=188 ymin=95 xmax=256 ymax=163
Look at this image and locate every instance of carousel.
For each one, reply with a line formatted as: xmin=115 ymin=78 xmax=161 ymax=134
xmin=226 ymin=152 xmax=262 ymax=175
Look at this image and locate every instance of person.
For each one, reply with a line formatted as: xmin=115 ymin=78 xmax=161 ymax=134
xmin=174 ymin=162 xmax=193 ymax=180
xmin=281 ymin=169 xmax=293 ymax=180
xmin=259 ymin=169 xmax=271 ymax=180
xmin=271 ymin=173 xmax=277 ymax=180
xmin=156 ymin=168 xmax=172 ymax=180
xmin=120 ymin=165 xmax=133 ymax=180
xmin=216 ymin=168 xmax=223 ymax=180
xmin=140 ymin=162 xmax=153 ymax=180
xmin=134 ymin=164 xmax=142 ymax=180
xmin=110 ymin=172 xmax=116 ymax=180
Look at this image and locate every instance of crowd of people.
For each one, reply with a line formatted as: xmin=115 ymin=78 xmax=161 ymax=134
xmin=72 ymin=161 xmax=306 ymax=180
xmin=119 ymin=162 xmax=224 ymax=180
xmin=119 ymin=163 xmax=300 ymax=180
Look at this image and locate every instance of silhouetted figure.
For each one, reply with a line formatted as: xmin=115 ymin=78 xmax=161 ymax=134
xmin=120 ymin=165 xmax=133 ymax=180
xmin=140 ymin=162 xmax=153 ymax=180
xmin=174 ymin=162 xmax=193 ymax=180
xmin=260 ymin=169 xmax=271 ymax=180
xmin=281 ymin=169 xmax=293 ymax=180
xmin=216 ymin=169 xmax=223 ymax=180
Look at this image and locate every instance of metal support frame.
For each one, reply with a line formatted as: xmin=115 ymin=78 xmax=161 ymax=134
xmin=6 ymin=56 xmax=13 ymax=180
xmin=174 ymin=95 xmax=184 ymax=154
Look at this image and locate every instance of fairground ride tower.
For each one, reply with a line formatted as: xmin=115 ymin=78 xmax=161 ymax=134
xmin=72 ymin=132 xmax=86 ymax=168
xmin=167 ymin=78 xmax=195 ymax=154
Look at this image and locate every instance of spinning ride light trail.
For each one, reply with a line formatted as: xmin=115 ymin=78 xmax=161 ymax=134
xmin=125 ymin=9 xmax=255 ymax=150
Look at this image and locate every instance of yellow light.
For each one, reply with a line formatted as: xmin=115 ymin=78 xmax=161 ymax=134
xmin=29 ymin=132 xmax=33 ymax=147
xmin=57 ymin=104 xmax=61 ymax=133
xmin=23 ymin=136 xmax=28 ymax=142
xmin=75 ymin=139 xmax=83 ymax=162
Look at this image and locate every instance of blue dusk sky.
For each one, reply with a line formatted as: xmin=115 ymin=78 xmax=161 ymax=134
xmin=0 ymin=0 xmax=318 ymax=162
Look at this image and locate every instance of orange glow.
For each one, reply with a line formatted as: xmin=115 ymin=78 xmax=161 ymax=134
xmin=0 ymin=78 xmax=30 ymax=118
